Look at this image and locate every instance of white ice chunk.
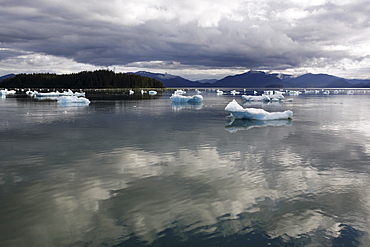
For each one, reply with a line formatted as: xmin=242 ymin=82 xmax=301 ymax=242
xmin=225 ymin=99 xmax=293 ymax=120
xmin=170 ymin=93 xmax=203 ymax=103
xmin=57 ymin=96 xmax=90 ymax=105
xmin=242 ymin=94 xmax=271 ymax=101
xmin=0 ymin=89 xmax=16 ymax=95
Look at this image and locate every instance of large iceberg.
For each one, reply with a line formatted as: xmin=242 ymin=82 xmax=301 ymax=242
xmin=170 ymin=92 xmax=203 ymax=103
xmin=225 ymin=99 xmax=293 ymax=120
xmin=57 ymin=96 xmax=90 ymax=105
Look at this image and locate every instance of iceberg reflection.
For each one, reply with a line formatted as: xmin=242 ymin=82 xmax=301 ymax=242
xmin=225 ymin=118 xmax=293 ymax=132
xmin=171 ymin=102 xmax=203 ymax=111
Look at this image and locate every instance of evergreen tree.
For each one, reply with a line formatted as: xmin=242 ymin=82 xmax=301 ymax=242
xmin=0 ymin=70 xmax=164 ymax=89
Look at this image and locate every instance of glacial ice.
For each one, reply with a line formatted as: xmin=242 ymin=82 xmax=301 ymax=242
xmin=170 ymin=92 xmax=203 ymax=103
xmin=242 ymin=91 xmax=284 ymax=102
xmin=57 ymin=96 xmax=90 ymax=105
xmin=225 ymin=99 xmax=293 ymax=120
xmin=0 ymin=89 xmax=16 ymax=95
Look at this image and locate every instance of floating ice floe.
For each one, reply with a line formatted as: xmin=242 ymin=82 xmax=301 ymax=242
xmin=32 ymin=89 xmax=85 ymax=98
xmin=242 ymin=91 xmax=284 ymax=102
xmin=231 ymin=90 xmax=240 ymax=95
xmin=57 ymin=96 xmax=90 ymax=105
xmin=170 ymin=92 xmax=203 ymax=103
xmin=242 ymin=94 xmax=271 ymax=102
xmin=289 ymin=90 xmax=301 ymax=96
xmin=225 ymin=99 xmax=293 ymax=120
xmin=347 ymin=90 xmax=355 ymax=95
xmin=174 ymin=89 xmax=186 ymax=95
xmin=148 ymin=90 xmax=157 ymax=95
xmin=216 ymin=89 xmax=224 ymax=95
xmin=0 ymin=89 xmax=16 ymax=95
xmin=323 ymin=90 xmax=330 ymax=95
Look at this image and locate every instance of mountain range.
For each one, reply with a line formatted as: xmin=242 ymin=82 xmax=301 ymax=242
xmin=0 ymin=74 xmax=16 ymax=82
xmin=2 ymin=71 xmax=370 ymax=88
xmin=133 ymin=71 xmax=370 ymax=88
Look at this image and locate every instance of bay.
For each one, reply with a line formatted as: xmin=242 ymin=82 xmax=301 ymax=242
xmin=1 ymin=89 xmax=370 ymax=246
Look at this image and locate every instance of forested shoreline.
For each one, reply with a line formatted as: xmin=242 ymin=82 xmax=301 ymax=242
xmin=0 ymin=70 xmax=164 ymax=89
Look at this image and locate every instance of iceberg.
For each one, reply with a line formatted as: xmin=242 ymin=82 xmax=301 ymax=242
xmin=0 ymin=89 xmax=16 ymax=95
xmin=289 ymin=90 xmax=301 ymax=96
xmin=230 ymin=90 xmax=240 ymax=95
xmin=33 ymin=89 xmax=85 ymax=98
xmin=148 ymin=90 xmax=158 ymax=95
xmin=174 ymin=89 xmax=186 ymax=95
xmin=57 ymin=96 xmax=90 ymax=105
xmin=242 ymin=94 xmax=271 ymax=102
xmin=216 ymin=89 xmax=224 ymax=95
xmin=347 ymin=90 xmax=355 ymax=95
xmin=170 ymin=93 xmax=203 ymax=103
xmin=242 ymin=91 xmax=284 ymax=102
xmin=225 ymin=99 xmax=293 ymax=120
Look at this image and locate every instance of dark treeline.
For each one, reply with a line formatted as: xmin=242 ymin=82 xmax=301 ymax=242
xmin=0 ymin=70 xmax=164 ymax=89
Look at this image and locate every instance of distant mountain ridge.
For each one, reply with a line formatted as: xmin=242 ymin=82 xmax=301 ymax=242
xmin=0 ymin=74 xmax=15 ymax=82
xmin=213 ymin=70 xmax=282 ymax=88
xmin=2 ymin=71 xmax=370 ymax=88
xmin=278 ymin=73 xmax=351 ymax=88
xmin=133 ymin=71 xmax=370 ymax=88
xmin=133 ymin=71 xmax=206 ymax=88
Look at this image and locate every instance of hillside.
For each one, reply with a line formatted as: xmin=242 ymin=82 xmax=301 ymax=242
xmin=133 ymin=71 xmax=207 ymax=87
xmin=213 ymin=71 xmax=283 ymax=88
xmin=0 ymin=74 xmax=15 ymax=82
xmin=0 ymin=70 xmax=164 ymax=89
xmin=2 ymin=70 xmax=370 ymax=89
xmin=280 ymin=73 xmax=351 ymax=87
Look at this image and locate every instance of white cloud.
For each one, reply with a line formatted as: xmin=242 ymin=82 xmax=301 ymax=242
xmin=1 ymin=0 xmax=370 ymax=79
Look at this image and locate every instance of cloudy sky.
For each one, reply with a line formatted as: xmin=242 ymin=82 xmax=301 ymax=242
xmin=1 ymin=0 xmax=370 ymax=80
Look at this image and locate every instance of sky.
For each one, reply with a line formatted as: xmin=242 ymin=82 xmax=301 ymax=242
xmin=1 ymin=0 xmax=370 ymax=81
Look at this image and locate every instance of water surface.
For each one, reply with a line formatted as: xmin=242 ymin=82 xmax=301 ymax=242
xmin=1 ymin=90 xmax=370 ymax=246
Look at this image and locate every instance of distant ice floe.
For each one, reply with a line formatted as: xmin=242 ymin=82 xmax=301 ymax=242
xmin=148 ymin=90 xmax=157 ymax=95
xmin=288 ymin=90 xmax=301 ymax=96
xmin=0 ymin=89 xmax=16 ymax=96
xmin=242 ymin=91 xmax=285 ymax=102
xmin=225 ymin=99 xmax=293 ymax=120
xmin=29 ymin=89 xmax=85 ymax=98
xmin=170 ymin=90 xmax=203 ymax=104
xmin=230 ymin=90 xmax=240 ymax=95
xmin=57 ymin=95 xmax=90 ymax=105
xmin=216 ymin=89 xmax=224 ymax=95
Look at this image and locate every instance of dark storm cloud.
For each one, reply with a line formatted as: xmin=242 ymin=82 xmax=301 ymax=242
xmin=1 ymin=0 xmax=370 ymax=78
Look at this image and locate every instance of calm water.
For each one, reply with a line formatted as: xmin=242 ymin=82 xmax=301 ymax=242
xmin=1 ymin=89 xmax=370 ymax=246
